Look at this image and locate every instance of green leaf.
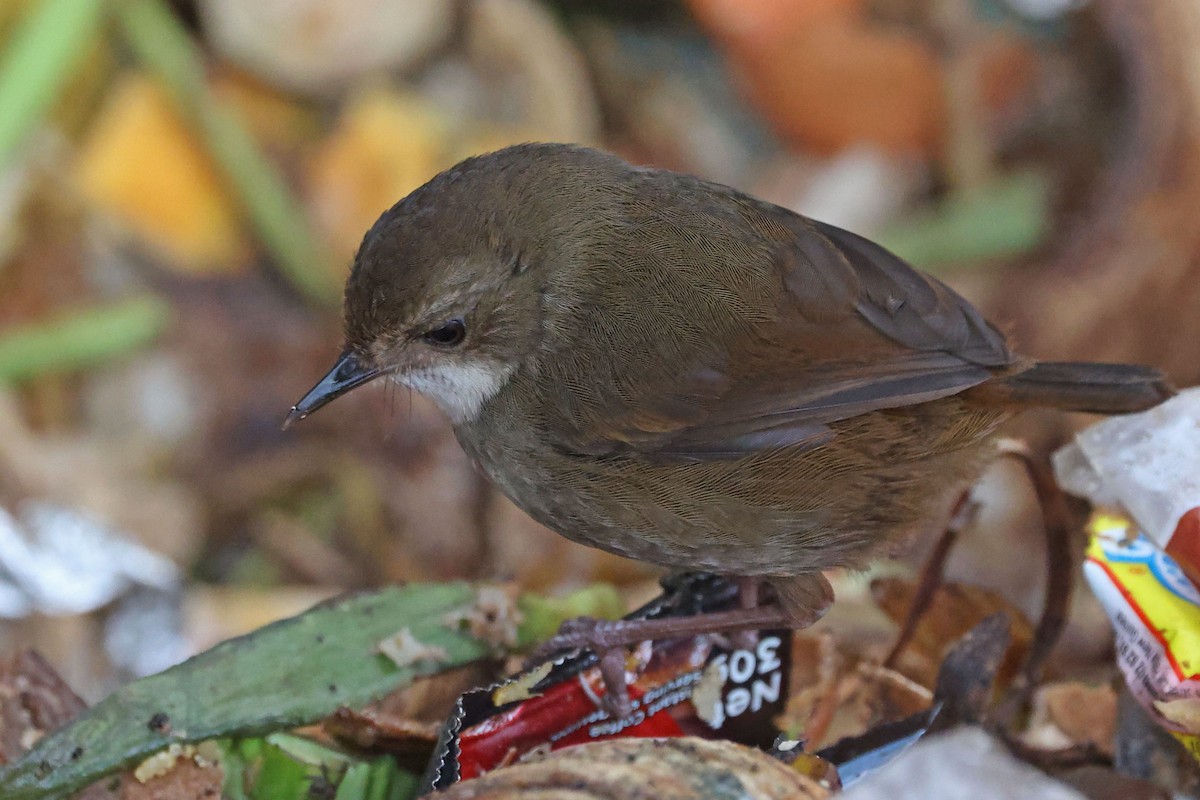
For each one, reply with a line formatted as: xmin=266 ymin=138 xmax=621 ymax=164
xmin=264 ymin=732 xmax=351 ymax=771
xmin=217 ymin=738 xmax=258 ymax=800
xmin=0 ymin=0 xmax=106 ymax=169
xmin=876 ymin=170 xmax=1050 ymax=271
xmin=516 ymin=583 xmax=624 ymax=647
xmin=245 ymin=739 xmax=312 ymax=800
xmin=217 ymin=735 xmax=419 ymax=800
xmin=112 ymin=0 xmax=340 ymax=306
xmin=0 ymin=583 xmax=495 ymax=800
xmin=335 ymin=761 xmax=372 ymax=800
xmin=0 ymin=295 xmax=169 ymax=384
xmin=339 ymin=757 xmax=417 ymax=800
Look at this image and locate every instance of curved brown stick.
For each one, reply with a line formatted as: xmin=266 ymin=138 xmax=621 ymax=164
xmin=992 ymin=438 xmax=1078 ymax=726
xmin=882 ymin=492 xmax=979 ymax=670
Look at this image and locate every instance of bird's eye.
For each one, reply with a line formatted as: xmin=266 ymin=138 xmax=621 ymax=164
xmin=422 ymin=319 xmax=466 ymax=347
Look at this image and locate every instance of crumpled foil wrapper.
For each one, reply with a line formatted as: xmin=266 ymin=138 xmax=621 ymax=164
xmin=0 ymin=501 xmax=187 ymax=677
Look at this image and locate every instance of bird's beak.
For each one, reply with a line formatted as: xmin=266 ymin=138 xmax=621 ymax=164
xmin=283 ymin=349 xmax=381 ymax=429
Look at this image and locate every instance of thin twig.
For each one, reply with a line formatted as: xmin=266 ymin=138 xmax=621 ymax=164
xmin=882 ymin=491 xmax=978 ymax=669
xmin=992 ymin=438 xmax=1078 ymax=727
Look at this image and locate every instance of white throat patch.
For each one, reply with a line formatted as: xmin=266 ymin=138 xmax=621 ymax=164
xmin=396 ymin=360 xmax=514 ymax=423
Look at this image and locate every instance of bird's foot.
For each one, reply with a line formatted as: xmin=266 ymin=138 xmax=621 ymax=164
xmin=529 ymin=573 xmax=832 ymax=718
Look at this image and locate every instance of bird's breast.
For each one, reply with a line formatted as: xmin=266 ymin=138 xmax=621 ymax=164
xmin=454 ymin=385 xmax=1012 ymax=578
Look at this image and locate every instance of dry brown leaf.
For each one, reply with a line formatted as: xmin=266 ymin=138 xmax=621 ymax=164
xmin=1155 ymin=698 xmax=1200 ymax=736
xmin=779 ymin=632 xmax=931 ymax=751
xmin=323 ymin=662 xmax=494 ymax=769
xmin=322 ymin=707 xmax=442 ymax=771
xmin=376 ymin=663 xmax=498 ymax=724
xmin=0 ymin=650 xmax=87 ymax=766
xmin=1025 ymin=683 xmax=1117 ymax=757
xmin=872 ymin=577 xmax=1033 ymax=690
xmin=431 ymin=736 xmax=830 ymax=799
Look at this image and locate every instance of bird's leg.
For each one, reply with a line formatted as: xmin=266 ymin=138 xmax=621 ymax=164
xmin=597 ymin=648 xmax=634 ymax=719
xmin=730 ymin=576 xmax=763 ymax=650
xmin=530 ymin=573 xmax=832 ymax=717
xmin=737 ymin=575 xmax=761 ymax=608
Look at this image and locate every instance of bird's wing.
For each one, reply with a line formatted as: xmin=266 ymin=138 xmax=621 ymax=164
xmin=552 ymin=211 xmax=1015 ymax=463
xmin=809 ymin=220 xmax=1011 ymax=368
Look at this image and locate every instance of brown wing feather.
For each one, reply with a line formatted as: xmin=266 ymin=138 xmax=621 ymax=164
xmin=548 ymin=183 xmax=1015 ymax=463
xmin=808 ymin=220 xmax=1012 ymax=367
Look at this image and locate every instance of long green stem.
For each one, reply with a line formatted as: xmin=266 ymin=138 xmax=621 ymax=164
xmin=0 ymin=0 xmax=106 ymax=169
xmin=0 ymin=295 xmax=169 ymax=384
xmin=113 ymin=0 xmax=340 ymax=307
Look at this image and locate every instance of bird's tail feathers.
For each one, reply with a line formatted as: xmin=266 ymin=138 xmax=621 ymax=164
xmin=965 ymin=361 xmax=1175 ymax=414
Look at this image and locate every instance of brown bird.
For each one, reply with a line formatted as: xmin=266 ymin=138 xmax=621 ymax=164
xmin=287 ymin=143 xmax=1170 ymax=704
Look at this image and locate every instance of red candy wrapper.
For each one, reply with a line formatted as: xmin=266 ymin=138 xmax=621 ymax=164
xmin=421 ymin=574 xmax=792 ymax=792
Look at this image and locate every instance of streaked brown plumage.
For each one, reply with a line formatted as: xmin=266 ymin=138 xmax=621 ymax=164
xmin=289 ymin=142 xmax=1171 ymax=623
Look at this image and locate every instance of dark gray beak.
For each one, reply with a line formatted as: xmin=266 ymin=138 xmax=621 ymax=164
xmin=283 ymin=349 xmax=381 ymax=429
